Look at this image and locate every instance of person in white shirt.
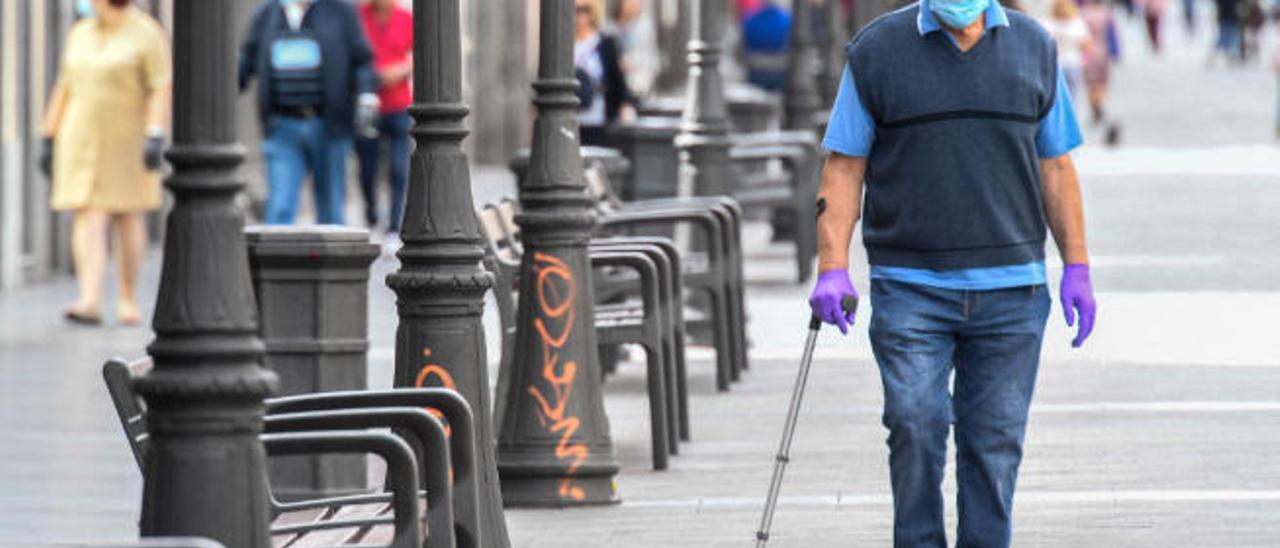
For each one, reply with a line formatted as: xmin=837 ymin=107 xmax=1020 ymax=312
xmin=573 ymin=0 xmax=636 ymax=146
xmin=1040 ymin=0 xmax=1091 ymax=101
xmin=609 ymin=0 xmax=660 ymax=99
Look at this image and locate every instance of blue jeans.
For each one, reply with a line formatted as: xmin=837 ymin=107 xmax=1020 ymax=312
xmin=355 ymin=111 xmax=411 ymax=233
xmin=868 ymin=279 xmax=1051 ymax=548
xmin=1216 ymin=20 xmax=1241 ymax=54
xmin=262 ymin=116 xmax=352 ymax=225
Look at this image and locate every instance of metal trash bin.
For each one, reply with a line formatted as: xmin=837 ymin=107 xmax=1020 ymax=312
xmin=605 ymin=117 xmax=682 ymax=200
xmin=244 ymin=225 xmax=380 ymax=501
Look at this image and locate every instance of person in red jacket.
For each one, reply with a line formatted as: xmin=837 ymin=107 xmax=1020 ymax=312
xmin=357 ymin=0 xmax=413 ymax=249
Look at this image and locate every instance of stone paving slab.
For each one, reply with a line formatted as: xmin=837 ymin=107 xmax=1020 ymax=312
xmin=508 ymin=501 xmax=1280 ymax=548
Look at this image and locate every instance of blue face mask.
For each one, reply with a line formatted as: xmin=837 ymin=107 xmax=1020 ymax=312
xmin=930 ymin=0 xmax=990 ymax=29
xmin=75 ymin=0 xmax=95 ymax=18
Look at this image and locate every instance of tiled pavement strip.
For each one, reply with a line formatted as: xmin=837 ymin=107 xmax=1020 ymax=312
xmin=3 ymin=12 xmax=1280 ymax=547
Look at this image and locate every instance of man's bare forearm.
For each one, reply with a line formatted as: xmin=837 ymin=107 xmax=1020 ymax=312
xmin=816 ymin=153 xmax=866 ymax=272
xmin=1041 ymin=154 xmax=1089 ymax=265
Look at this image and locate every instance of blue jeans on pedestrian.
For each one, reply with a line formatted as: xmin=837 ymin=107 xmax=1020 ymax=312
xmin=355 ymin=111 xmax=411 ymax=233
xmin=262 ymin=116 xmax=352 ymax=225
xmin=868 ymin=279 xmax=1051 ymax=548
xmin=1215 ymin=20 xmax=1241 ymax=54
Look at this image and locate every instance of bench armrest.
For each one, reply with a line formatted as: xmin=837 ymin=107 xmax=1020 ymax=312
xmin=261 ymin=431 xmax=421 ymax=548
xmin=731 ymin=129 xmax=819 ymax=148
xmin=589 ymin=250 xmax=662 ymax=315
xmin=590 ymin=241 xmax=683 ymax=326
xmin=265 ymin=389 xmax=479 ymax=547
xmin=618 ymin=196 xmax=743 ymax=221
xmin=264 ymin=408 xmax=454 ymax=548
xmin=598 ymin=209 xmax=726 ymax=274
xmin=597 ymin=210 xmax=722 ymax=257
xmin=592 ymin=237 xmax=681 ymax=283
xmin=728 ymin=143 xmax=808 ymax=164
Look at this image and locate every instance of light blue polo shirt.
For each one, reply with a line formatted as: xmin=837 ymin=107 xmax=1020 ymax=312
xmin=822 ymin=0 xmax=1082 ymax=290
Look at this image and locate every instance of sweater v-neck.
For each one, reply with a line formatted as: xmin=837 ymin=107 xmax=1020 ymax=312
xmin=932 ymin=26 xmax=995 ymax=61
xmin=915 ymin=0 xmax=1009 ymax=62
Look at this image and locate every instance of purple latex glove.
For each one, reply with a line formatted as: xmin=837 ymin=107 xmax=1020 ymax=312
xmin=1060 ymin=264 xmax=1096 ymax=348
xmin=809 ymin=269 xmax=859 ymax=334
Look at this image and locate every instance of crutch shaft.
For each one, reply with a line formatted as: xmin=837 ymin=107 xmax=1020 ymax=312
xmin=754 ymin=324 xmax=822 ymax=547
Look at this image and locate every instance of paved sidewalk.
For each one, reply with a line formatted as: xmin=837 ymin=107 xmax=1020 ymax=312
xmin=505 ymin=356 xmax=1280 ymax=547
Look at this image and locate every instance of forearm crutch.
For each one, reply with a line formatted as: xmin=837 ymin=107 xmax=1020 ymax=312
xmin=754 ymin=295 xmax=857 ymax=547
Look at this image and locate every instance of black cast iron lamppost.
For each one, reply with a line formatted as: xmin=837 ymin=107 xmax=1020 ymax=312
xmin=136 ymin=1 xmax=277 ymax=546
xmin=676 ymin=0 xmax=732 ymax=199
xmin=496 ymin=0 xmax=622 ymax=508
xmin=385 ymin=0 xmax=511 ymax=545
xmin=785 ymin=0 xmax=823 ymax=131
xmin=819 ymin=0 xmax=849 ymax=107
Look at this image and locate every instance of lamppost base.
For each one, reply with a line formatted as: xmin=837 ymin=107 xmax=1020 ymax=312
xmin=498 ymin=476 xmax=621 ymax=508
xmin=497 ymin=450 xmax=621 ymax=507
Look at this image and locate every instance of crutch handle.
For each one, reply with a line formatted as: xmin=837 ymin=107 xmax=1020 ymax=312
xmin=808 ymin=295 xmax=860 ymax=331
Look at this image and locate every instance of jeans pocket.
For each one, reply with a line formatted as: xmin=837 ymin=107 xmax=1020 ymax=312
xmin=1032 ymin=283 xmax=1051 ymax=318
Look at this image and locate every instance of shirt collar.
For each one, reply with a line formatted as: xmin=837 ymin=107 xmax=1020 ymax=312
xmin=283 ymin=1 xmax=311 ymax=30
xmin=916 ymin=0 xmax=1010 ymax=36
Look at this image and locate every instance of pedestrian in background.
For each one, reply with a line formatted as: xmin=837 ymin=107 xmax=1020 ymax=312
xmin=738 ymin=0 xmax=766 ymax=19
xmin=357 ymin=0 xmax=413 ymax=251
xmin=1139 ymin=0 xmax=1167 ymax=53
xmin=1181 ymin=0 xmax=1197 ymax=33
xmin=1083 ymin=0 xmax=1116 ymax=122
xmin=573 ymin=0 xmax=636 ymax=146
xmin=1210 ymin=0 xmax=1243 ymax=64
xmin=1272 ymin=32 xmax=1280 ymax=137
xmin=39 ymin=0 xmax=170 ymax=326
xmin=1041 ymin=0 xmax=1091 ymax=99
xmin=239 ymin=0 xmax=380 ymax=225
xmin=1239 ymin=0 xmax=1264 ymax=61
xmin=609 ymin=0 xmax=660 ymax=100
xmin=741 ymin=1 xmax=791 ymax=91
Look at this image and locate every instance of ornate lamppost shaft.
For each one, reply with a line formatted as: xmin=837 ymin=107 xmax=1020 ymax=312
xmin=676 ymin=0 xmax=732 ymax=198
xmin=496 ymin=0 xmax=621 ymax=507
xmin=819 ymin=0 xmax=849 ymax=107
xmin=386 ymin=0 xmax=511 ymax=545
xmin=785 ymin=0 xmax=823 ymax=131
xmin=136 ymin=1 xmax=277 ymax=546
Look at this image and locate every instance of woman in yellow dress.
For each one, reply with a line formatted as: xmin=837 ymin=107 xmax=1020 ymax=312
xmin=38 ymin=0 xmax=170 ymax=325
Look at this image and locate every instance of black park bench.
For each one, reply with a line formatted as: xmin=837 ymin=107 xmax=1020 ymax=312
xmin=103 ymin=357 xmax=483 ymax=548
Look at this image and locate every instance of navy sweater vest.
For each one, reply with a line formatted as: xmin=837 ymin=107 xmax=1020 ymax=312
xmin=846 ymin=5 xmax=1058 ymax=270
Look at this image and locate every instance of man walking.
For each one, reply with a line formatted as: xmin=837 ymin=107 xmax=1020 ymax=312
xmin=808 ymin=0 xmax=1096 ymax=546
xmin=239 ymin=0 xmax=380 ymax=225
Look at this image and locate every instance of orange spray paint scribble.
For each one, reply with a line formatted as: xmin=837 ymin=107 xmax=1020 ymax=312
xmin=415 ymin=348 xmax=455 ymax=438
xmin=524 ymin=252 xmax=589 ymax=501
